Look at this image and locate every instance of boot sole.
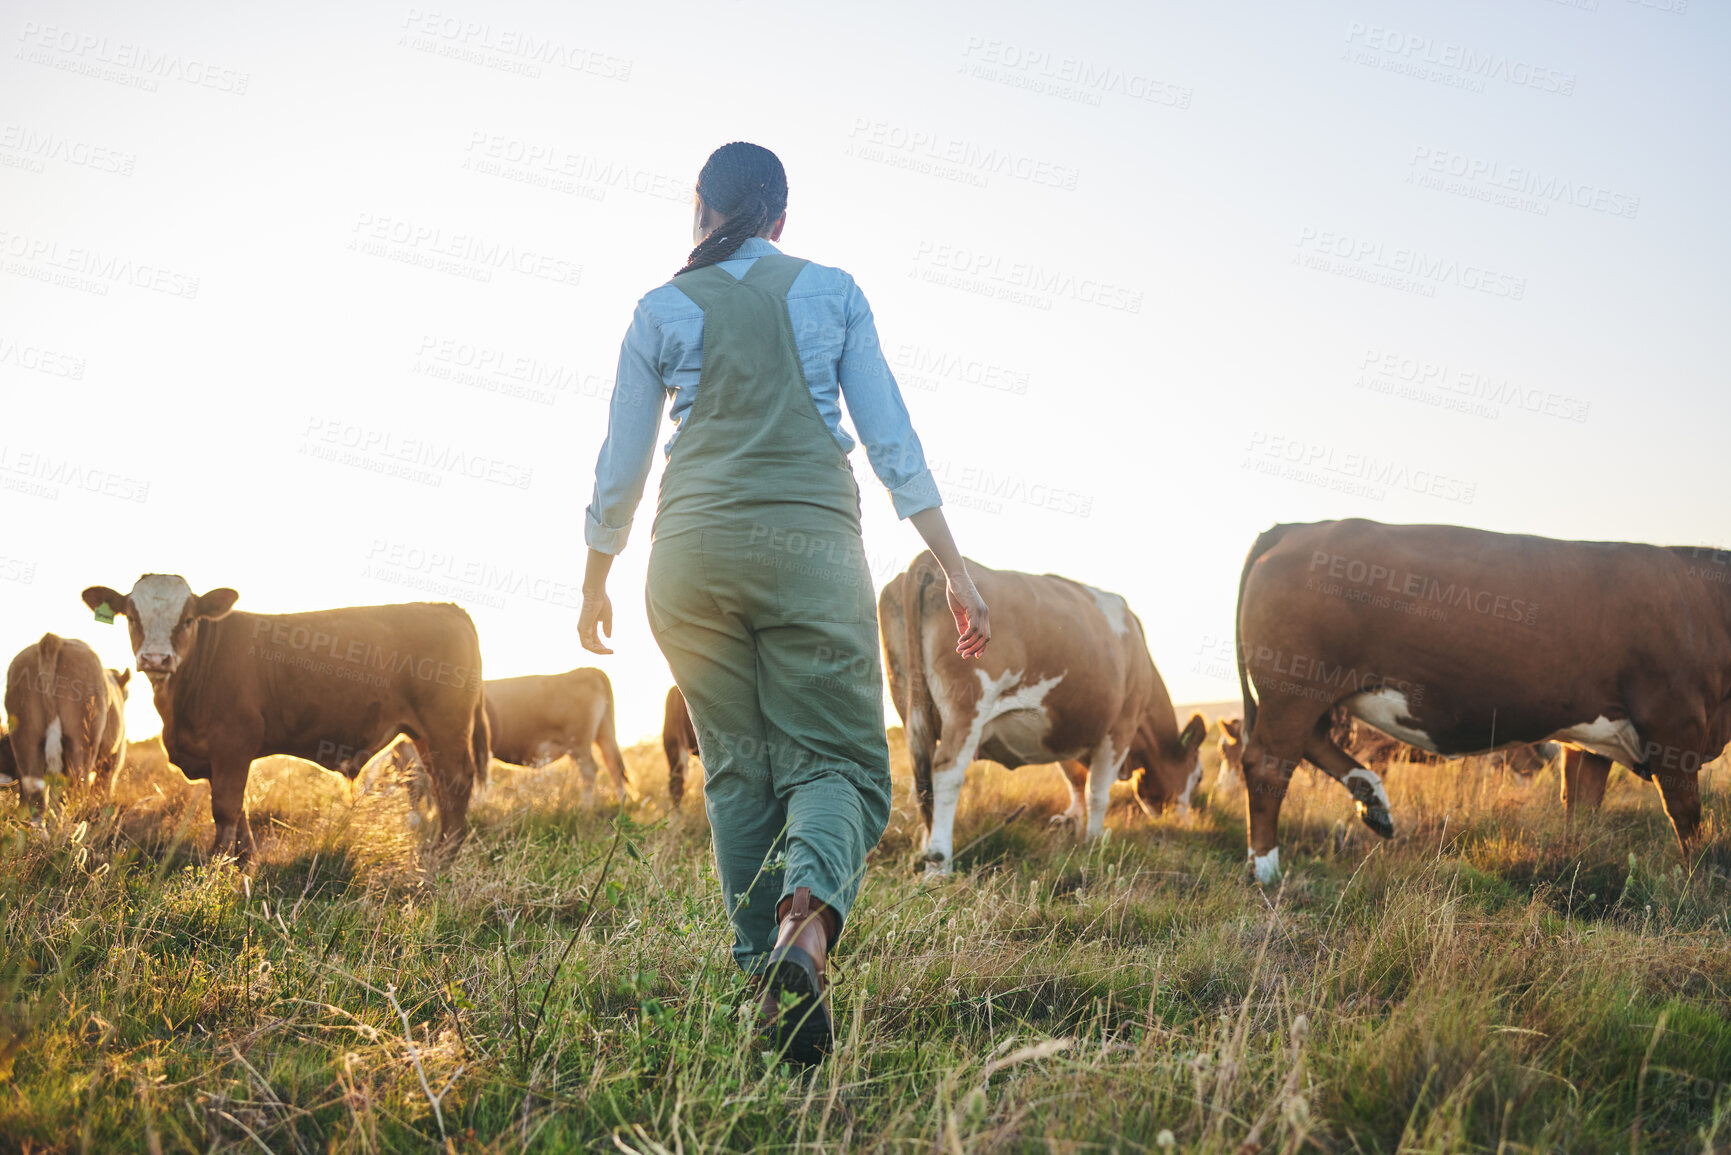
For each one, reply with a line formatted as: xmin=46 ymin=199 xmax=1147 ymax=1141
xmin=764 ymin=944 xmax=832 ymax=1065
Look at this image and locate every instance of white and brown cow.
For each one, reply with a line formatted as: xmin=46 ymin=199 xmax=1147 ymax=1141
xmin=79 ymin=575 xmax=489 ymax=861
xmin=881 ymin=552 xmax=1206 ymax=872
xmin=3 ymin=633 xmax=129 ymax=817
xmin=1234 ymin=520 xmax=1731 ymax=882
xmin=662 ymin=684 xmax=699 ymax=809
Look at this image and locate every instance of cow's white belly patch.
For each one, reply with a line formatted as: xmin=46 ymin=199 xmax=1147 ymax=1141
xmin=948 ymin=668 xmax=1066 ymax=766
xmin=1551 ymin=716 xmax=1644 ymax=766
xmin=1342 ymin=689 xmax=1439 ymax=753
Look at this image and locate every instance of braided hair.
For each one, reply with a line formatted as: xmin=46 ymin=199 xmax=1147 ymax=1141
xmin=677 ymin=142 xmax=788 ymax=277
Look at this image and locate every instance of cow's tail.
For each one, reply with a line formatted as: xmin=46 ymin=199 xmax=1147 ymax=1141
xmin=469 ymin=694 xmax=491 ymax=792
xmin=1235 ymin=527 xmax=1291 ymax=741
xmin=36 ymin=633 xmax=64 ymax=778
xmin=904 ymin=551 xmax=944 ymax=831
xmin=596 ymin=676 xmax=637 ymax=802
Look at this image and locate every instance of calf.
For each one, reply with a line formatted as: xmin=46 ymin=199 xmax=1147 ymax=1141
xmin=484 ymin=668 xmax=634 ymax=803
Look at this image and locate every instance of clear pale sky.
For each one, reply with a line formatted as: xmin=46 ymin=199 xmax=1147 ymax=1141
xmin=3 ymin=0 xmax=1725 ymax=747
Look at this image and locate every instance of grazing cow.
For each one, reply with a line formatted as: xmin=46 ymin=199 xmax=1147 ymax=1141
xmin=881 ymin=552 xmax=1207 ymax=871
xmin=378 ymin=669 xmax=634 ymax=805
xmin=483 ymin=668 xmax=634 ymax=803
xmin=662 ymin=684 xmax=699 ymax=808
xmin=79 ymin=575 xmax=488 ymax=861
xmin=1234 ymin=520 xmax=1731 ymax=882
xmin=3 ymin=633 xmax=130 ymax=815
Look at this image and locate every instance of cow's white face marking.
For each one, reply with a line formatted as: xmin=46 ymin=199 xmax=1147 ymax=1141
xmin=1342 ymin=767 xmax=1390 ymax=811
xmin=129 ymin=574 xmax=195 ymax=667
xmin=1250 ymin=846 xmax=1280 ymax=884
xmin=1082 ymin=585 xmax=1131 ymax=638
xmin=43 ymin=718 xmax=63 ymax=777
xmin=1343 ymin=689 xmax=1439 ymax=753
xmin=1552 ymin=716 xmax=1644 ymax=766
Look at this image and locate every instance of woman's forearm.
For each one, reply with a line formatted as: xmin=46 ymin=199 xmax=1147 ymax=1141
xmin=582 ymin=548 xmax=615 ymax=594
xmin=909 ymin=508 xmax=971 ymax=582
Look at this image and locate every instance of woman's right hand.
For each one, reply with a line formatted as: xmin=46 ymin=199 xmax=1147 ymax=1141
xmin=945 ymin=575 xmax=990 ymax=659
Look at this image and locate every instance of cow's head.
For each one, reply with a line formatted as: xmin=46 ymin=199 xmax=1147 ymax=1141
xmin=1218 ymin=717 xmax=1244 ymax=773
xmin=1132 ymin=712 xmax=1209 ymax=817
xmin=81 ymin=575 xmax=238 ymax=678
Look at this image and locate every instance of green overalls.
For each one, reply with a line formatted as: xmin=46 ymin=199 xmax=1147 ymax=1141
xmin=646 ymin=253 xmax=893 ymax=971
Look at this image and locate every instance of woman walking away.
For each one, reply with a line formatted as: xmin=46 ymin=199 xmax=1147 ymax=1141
xmin=578 ymin=142 xmax=990 ymax=1065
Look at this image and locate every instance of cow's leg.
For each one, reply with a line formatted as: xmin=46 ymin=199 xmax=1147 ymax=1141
xmin=923 ymin=726 xmax=978 ymax=874
xmin=421 ymin=730 xmax=477 ymax=853
xmin=1302 ymin=728 xmax=1395 ymax=839
xmin=664 ymin=732 xmax=688 ymax=809
xmin=1240 ymin=731 xmax=1299 ymax=884
xmin=209 ymin=758 xmax=256 ymax=862
xmin=1052 ymin=760 xmax=1089 ymax=828
xmin=1082 ymin=739 xmax=1131 ymax=839
xmin=571 ymin=746 xmax=600 ymax=806
xmin=1560 ymin=748 xmax=1612 ymax=817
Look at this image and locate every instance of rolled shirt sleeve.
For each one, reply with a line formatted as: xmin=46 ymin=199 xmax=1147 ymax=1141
xmin=835 ymin=279 xmax=942 ymax=518
xmin=583 ymin=303 xmax=668 ymax=554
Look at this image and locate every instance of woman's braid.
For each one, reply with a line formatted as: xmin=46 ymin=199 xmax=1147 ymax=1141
xmin=677 ymin=142 xmax=788 ymax=277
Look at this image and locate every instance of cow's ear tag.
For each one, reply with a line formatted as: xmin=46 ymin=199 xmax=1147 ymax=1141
xmin=94 ymin=602 xmax=115 ymax=625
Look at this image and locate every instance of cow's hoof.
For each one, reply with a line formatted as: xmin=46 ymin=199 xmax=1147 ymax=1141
xmin=918 ymin=852 xmax=950 ymax=877
xmin=1358 ymin=805 xmax=1395 ymax=840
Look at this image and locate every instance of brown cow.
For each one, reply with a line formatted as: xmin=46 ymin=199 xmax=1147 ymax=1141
xmin=662 ymin=684 xmax=699 ymax=808
xmin=881 ymin=552 xmax=1206 ymax=872
xmin=484 ymin=668 xmax=634 ymax=803
xmin=3 ymin=633 xmax=129 ymax=817
xmin=380 ymin=668 xmax=634 ymax=806
xmin=1234 ymin=520 xmax=1731 ymax=882
xmin=79 ymin=575 xmax=488 ymax=861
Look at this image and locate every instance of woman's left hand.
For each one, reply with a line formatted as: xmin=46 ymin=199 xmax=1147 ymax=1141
xmin=578 ymin=587 xmax=614 ymax=654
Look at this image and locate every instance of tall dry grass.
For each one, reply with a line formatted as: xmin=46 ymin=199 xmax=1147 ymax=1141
xmin=1 ymin=725 xmax=1728 ymax=1152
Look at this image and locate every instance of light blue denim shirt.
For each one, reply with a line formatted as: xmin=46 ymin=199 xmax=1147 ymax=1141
xmin=584 ymin=238 xmax=942 ymax=555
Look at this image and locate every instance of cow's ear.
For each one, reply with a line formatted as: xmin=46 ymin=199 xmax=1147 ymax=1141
xmin=1179 ymin=713 xmax=1207 ymax=751
xmin=1221 ymin=717 xmax=1242 ymax=739
xmin=111 ymin=669 xmax=131 ymax=692
xmin=82 ymin=586 xmax=131 ymax=622
xmin=194 ymin=588 xmax=240 ymax=620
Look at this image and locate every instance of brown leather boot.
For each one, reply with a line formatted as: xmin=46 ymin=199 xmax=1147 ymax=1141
xmin=757 ymin=886 xmax=836 ymax=1065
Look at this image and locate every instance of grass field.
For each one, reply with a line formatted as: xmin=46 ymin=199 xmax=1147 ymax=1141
xmin=2 ymin=723 xmax=1730 ymax=1153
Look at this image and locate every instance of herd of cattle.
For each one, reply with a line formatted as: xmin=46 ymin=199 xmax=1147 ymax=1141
xmin=4 ymin=519 xmax=1729 ymax=882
